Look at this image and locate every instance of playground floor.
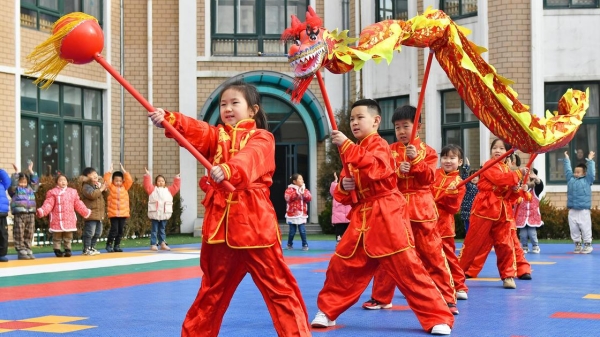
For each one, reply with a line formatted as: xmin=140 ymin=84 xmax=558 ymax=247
xmin=1 ymin=240 xmax=599 ymax=336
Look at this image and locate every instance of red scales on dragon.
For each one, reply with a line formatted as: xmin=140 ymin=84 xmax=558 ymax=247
xmin=281 ymin=6 xmax=589 ymax=155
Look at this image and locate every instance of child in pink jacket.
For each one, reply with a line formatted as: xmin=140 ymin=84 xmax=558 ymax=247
xmin=330 ymin=172 xmax=351 ymax=243
xmin=37 ymin=174 xmax=91 ymax=257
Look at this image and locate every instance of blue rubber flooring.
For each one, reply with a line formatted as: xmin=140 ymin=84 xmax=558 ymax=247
xmin=1 ymin=241 xmax=599 ymax=336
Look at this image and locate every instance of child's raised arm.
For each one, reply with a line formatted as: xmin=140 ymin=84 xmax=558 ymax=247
xmin=143 ymin=169 xmax=154 ymax=195
xmin=168 ymin=174 xmax=181 ymax=196
xmin=563 ymin=151 xmax=574 ymax=182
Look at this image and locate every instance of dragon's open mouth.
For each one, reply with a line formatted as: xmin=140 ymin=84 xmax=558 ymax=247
xmin=288 ymin=42 xmax=327 ymax=79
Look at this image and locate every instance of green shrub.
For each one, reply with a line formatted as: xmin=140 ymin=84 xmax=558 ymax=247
xmin=318 ymin=200 xmax=334 ymax=234
xmin=34 ymin=175 xmax=184 ymax=240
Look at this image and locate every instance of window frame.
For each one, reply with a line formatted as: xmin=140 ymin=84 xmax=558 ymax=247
xmin=20 ymin=77 xmax=104 ymax=178
xmin=440 ymin=89 xmax=480 ymax=165
xmin=543 ymin=0 xmax=599 ymax=9
xmin=438 ymin=0 xmax=478 ymax=19
xmin=375 ymin=0 xmax=409 ymax=21
xmin=376 ymin=95 xmax=410 ymax=144
xmin=544 ymin=81 xmax=600 ymax=185
xmin=210 ymin=0 xmax=307 ymax=57
xmin=20 ymin=0 xmax=103 ymax=32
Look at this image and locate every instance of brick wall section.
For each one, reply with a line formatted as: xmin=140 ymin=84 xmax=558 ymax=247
xmin=0 ymin=6 xmax=14 ymax=65
xmin=0 ymin=73 xmax=15 ymax=168
xmin=198 ymin=2 xmax=205 ymax=56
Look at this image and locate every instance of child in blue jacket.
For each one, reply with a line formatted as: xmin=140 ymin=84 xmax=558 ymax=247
xmin=8 ymin=162 xmax=39 ymax=260
xmin=564 ymin=150 xmax=595 ymax=254
xmin=0 ymin=168 xmax=11 ymax=262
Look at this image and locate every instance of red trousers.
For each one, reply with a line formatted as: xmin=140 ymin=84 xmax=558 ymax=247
xmin=465 ymin=229 xmax=531 ymax=278
xmin=317 ymin=242 xmax=454 ymax=332
xmin=459 ymin=215 xmax=516 ymax=280
xmin=442 ymin=237 xmax=467 ymax=292
xmin=182 ymin=242 xmax=310 ymax=337
xmin=371 ymin=220 xmax=456 ymax=304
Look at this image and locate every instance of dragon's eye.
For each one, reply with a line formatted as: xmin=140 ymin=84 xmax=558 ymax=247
xmin=294 ymin=39 xmax=301 ymax=46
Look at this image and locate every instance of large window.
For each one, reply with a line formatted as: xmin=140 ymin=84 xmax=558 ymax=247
xmin=544 ymin=0 xmax=599 ymax=8
xmin=212 ymin=0 xmax=307 ymax=56
xmin=21 ymin=78 xmax=103 ymax=178
xmin=441 ymin=90 xmax=480 ymax=168
xmin=376 ymin=0 xmax=408 ymax=21
xmin=377 ymin=96 xmax=409 ymax=144
xmin=545 ymin=82 xmax=599 ymax=184
xmin=21 ymin=0 xmax=103 ymax=32
xmin=439 ymin=0 xmax=477 ymax=19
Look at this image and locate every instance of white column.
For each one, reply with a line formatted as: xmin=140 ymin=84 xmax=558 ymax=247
xmin=530 ymin=0 xmax=546 ymax=186
xmin=478 ymin=0 xmax=491 ymax=162
xmin=14 ymin=0 xmax=21 ymax=164
xmin=179 ymin=0 xmax=198 ymax=233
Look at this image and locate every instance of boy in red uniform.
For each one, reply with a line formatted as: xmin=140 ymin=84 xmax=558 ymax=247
xmin=431 ymin=144 xmax=468 ymax=300
xmin=311 ymin=99 xmax=453 ymax=335
xmin=362 ymin=106 xmax=458 ymax=314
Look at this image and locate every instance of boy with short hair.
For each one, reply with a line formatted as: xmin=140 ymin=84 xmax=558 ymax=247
xmin=81 ymin=167 xmax=107 ymax=256
xmin=363 ymin=105 xmax=458 ymax=314
xmin=310 ymin=99 xmax=453 ymax=335
xmin=104 ymin=163 xmax=133 ymax=253
xmin=564 ymin=150 xmax=595 ymax=254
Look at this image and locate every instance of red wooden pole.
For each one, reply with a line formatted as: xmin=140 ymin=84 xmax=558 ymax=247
xmin=93 ymin=54 xmax=235 ymax=192
xmin=315 ymin=70 xmax=358 ymax=203
xmin=410 ymin=50 xmax=434 ymax=142
xmin=456 ymin=148 xmax=516 ymax=189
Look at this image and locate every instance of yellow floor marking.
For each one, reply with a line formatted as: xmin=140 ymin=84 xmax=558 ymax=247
xmin=20 ymin=316 xmax=87 ymax=324
xmin=466 ymin=277 xmax=501 ymax=281
xmin=529 ymin=262 xmax=556 ymax=265
xmin=22 ymin=323 xmax=96 ymax=333
xmin=584 ymin=294 xmax=600 ymax=300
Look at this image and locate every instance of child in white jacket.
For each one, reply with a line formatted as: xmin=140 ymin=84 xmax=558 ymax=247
xmin=143 ymin=168 xmax=181 ymax=251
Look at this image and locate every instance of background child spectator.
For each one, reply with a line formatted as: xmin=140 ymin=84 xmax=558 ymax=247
xmin=330 ymin=172 xmax=351 ymax=244
xmin=460 ymin=167 xmax=479 ymax=233
xmin=81 ymin=167 xmax=107 ymax=256
xmin=0 ymin=168 xmax=10 ymax=262
xmin=285 ymin=173 xmax=312 ymax=251
xmin=143 ymin=168 xmax=180 ymax=251
xmin=516 ymin=168 xmax=544 ymax=253
xmin=104 ymin=163 xmax=133 ymax=253
xmin=564 ymin=150 xmax=595 ymax=254
xmin=8 ymin=161 xmax=39 ymax=260
xmin=37 ymin=174 xmax=91 ymax=257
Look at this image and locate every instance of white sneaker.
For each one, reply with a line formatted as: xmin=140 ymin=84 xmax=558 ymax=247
xmin=456 ymin=290 xmax=468 ymax=300
xmin=90 ymin=248 xmax=101 ymax=256
xmin=503 ymin=277 xmax=516 ymax=289
xmin=532 ymin=246 xmax=540 ymax=254
xmin=574 ymin=242 xmax=582 ymax=254
xmin=311 ymin=311 xmax=336 ymax=328
xmin=431 ymin=323 xmax=451 ymax=335
xmin=582 ymin=243 xmax=594 ymax=254
xmin=522 ymin=246 xmax=529 ymax=253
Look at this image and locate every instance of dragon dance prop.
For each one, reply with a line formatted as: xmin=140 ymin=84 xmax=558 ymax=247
xmin=26 ymin=12 xmax=234 ymax=192
xmin=282 ymin=6 xmax=589 ymax=154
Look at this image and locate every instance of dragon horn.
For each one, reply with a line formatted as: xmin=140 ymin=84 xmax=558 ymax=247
xmin=281 ymin=15 xmax=303 ymax=40
xmin=305 ymin=6 xmax=323 ymax=28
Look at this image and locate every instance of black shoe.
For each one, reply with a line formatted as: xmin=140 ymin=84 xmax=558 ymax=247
xmin=465 ymin=274 xmax=473 ymax=279
xmin=518 ymin=273 xmax=532 ymax=280
xmin=54 ymin=249 xmax=64 ymax=257
xmin=113 ymin=245 xmax=123 ymax=252
xmin=106 ymin=243 xmax=114 ymax=253
xmin=64 ymin=249 xmax=72 ymax=257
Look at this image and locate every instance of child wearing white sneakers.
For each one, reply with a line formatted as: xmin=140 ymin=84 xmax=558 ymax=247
xmin=563 ymin=150 xmax=595 ymax=254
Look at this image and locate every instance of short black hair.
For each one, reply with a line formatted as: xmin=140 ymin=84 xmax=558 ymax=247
xmin=391 ymin=105 xmax=419 ymax=124
xmin=112 ymin=171 xmax=124 ymax=180
xmin=82 ymin=167 xmax=97 ymax=176
xmin=576 ymin=163 xmax=587 ymax=173
xmin=17 ymin=173 xmax=30 ymax=185
xmin=352 ymin=99 xmax=381 ymax=115
xmin=440 ymin=144 xmax=464 ymax=160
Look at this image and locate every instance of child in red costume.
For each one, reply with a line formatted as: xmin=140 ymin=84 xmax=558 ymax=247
xmin=458 ymin=139 xmax=528 ymax=289
xmin=310 ymin=99 xmax=453 ymax=335
xmin=148 ymin=81 xmax=310 ymax=337
xmin=431 ymin=144 xmax=468 ymax=301
xmin=363 ymin=105 xmax=457 ymax=315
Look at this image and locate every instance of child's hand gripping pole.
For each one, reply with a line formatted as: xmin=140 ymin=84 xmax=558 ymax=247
xmin=94 ymin=55 xmax=235 ymax=192
xmin=455 ymin=148 xmax=516 ymax=189
xmin=316 ymin=70 xmax=358 ymax=203
xmin=410 ymin=50 xmax=435 ymax=142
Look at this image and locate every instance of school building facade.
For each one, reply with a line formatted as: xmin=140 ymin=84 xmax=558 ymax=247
xmin=1 ymin=0 xmax=599 ymax=234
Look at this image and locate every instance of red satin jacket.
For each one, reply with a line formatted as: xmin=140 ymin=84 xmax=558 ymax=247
xmin=165 ymin=112 xmax=279 ymax=248
xmin=431 ymin=168 xmax=466 ymax=238
xmin=390 ymin=139 xmax=438 ymax=222
xmin=334 ymin=132 xmax=414 ymax=258
xmin=471 ymin=160 xmax=523 ymax=221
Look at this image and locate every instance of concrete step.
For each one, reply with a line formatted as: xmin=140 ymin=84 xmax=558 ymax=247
xmin=278 ymin=223 xmax=322 ymax=235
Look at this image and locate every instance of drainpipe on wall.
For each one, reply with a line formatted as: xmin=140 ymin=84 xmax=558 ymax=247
xmin=342 ymin=0 xmax=349 ymax=109
xmin=147 ymin=0 xmax=154 ymax=173
xmin=120 ymin=0 xmax=125 ymax=164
